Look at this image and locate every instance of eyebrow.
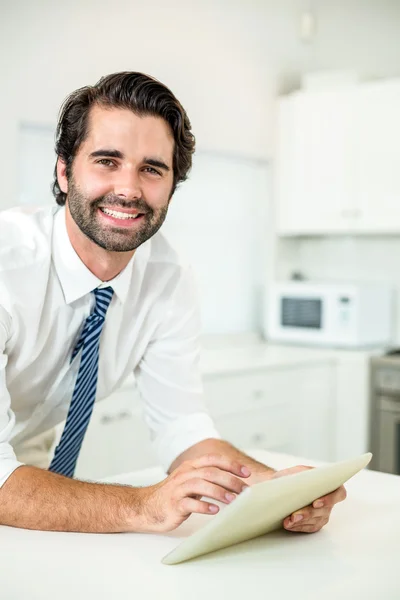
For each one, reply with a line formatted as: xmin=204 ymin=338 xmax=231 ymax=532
xmin=144 ymin=157 xmax=171 ymax=172
xmin=89 ymin=149 xmax=171 ymax=172
xmin=89 ymin=149 xmax=124 ymax=159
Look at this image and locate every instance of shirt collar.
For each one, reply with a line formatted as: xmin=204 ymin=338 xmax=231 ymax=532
xmin=52 ymin=206 xmax=135 ymax=305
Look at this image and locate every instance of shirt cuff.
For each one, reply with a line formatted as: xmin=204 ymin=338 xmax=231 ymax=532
xmin=152 ymin=412 xmax=221 ymax=473
xmin=0 ymin=445 xmax=24 ymax=488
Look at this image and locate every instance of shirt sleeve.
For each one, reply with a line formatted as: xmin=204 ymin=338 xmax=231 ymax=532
xmin=0 ymin=306 xmax=24 ymax=487
xmin=134 ymin=265 xmax=221 ymax=472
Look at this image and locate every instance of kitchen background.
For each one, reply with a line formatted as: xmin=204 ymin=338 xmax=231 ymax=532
xmin=1 ymin=0 xmax=400 ymax=478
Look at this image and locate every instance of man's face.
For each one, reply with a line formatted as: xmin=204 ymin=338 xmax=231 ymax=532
xmin=62 ymin=105 xmax=175 ymax=252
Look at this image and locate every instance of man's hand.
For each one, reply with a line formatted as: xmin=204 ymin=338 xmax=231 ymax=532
xmin=137 ymin=453 xmax=251 ymax=533
xmin=269 ymin=465 xmax=347 ymax=533
xmin=167 ymin=440 xmax=347 ymax=535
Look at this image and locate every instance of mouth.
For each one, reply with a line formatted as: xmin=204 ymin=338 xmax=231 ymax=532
xmin=98 ymin=206 xmax=146 ymax=227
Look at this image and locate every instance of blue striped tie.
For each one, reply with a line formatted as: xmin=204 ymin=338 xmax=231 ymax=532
xmin=49 ymin=287 xmax=114 ymax=477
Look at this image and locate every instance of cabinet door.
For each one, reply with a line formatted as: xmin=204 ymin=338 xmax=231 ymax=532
xmin=74 ymin=387 xmax=157 ymax=480
xmin=334 ymin=353 xmax=371 ymax=460
xmin=293 ymin=363 xmax=336 ymax=461
xmin=353 ymin=80 xmax=400 ymax=233
xmin=276 ymin=91 xmax=357 ymax=235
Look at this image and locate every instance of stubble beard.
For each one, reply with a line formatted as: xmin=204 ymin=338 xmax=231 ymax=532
xmin=67 ymin=178 xmax=169 ymax=252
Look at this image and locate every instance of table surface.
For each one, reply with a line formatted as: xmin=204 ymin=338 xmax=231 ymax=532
xmin=2 ymin=450 xmax=399 ymax=600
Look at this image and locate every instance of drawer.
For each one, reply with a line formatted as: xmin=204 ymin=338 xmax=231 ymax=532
xmin=95 ymin=385 xmax=142 ymax=418
xmin=214 ymin=402 xmax=298 ymax=452
xmin=203 ymin=366 xmax=323 ymax=417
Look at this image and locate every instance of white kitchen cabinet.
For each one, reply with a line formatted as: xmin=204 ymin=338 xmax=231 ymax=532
xmin=276 ymin=90 xmax=357 ymax=235
xmin=204 ymin=363 xmax=335 ymax=461
xmin=353 ymin=80 xmax=400 ymax=233
xmin=276 ymin=79 xmax=400 ymax=236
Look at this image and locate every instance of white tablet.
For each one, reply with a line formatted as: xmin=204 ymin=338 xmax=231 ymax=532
xmin=162 ymin=452 xmax=372 ymax=565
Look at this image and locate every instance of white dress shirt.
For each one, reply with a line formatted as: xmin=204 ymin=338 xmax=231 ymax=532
xmin=0 ymin=205 xmax=220 ymax=486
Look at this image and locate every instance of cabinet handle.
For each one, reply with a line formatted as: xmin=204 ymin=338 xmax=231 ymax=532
xmin=100 ymin=411 xmax=131 ymax=425
xmin=252 ymin=433 xmax=266 ymax=444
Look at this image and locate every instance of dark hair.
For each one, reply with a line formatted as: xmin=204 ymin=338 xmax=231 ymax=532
xmin=52 ymin=72 xmax=195 ymax=205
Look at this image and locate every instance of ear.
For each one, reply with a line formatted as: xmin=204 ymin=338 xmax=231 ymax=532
xmin=56 ymin=158 xmax=69 ymax=194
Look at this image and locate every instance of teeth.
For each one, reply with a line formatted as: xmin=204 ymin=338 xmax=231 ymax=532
xmin=101 ymin=208 xmax=140 ymax=220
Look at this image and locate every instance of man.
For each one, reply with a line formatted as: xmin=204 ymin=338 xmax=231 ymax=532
xmin=0 ymin=72 xmax=346 ymax=533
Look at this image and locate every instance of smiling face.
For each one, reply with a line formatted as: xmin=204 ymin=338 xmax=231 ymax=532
xmin=57 ymin=104 xmax=175 ymax=252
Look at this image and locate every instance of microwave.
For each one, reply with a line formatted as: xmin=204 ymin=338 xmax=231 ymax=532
xmin=267 ymin=281 xmax=393 ymax=348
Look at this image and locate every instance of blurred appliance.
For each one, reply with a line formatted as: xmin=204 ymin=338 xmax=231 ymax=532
xmin=369 ymin=352 xmax=400 ymax=475
xmin=268 ymin=281 xmax=393 ymax=348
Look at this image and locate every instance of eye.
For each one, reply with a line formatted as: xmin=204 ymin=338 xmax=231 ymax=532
xmin=96 ymin=159 xmax=116 ymax=167
xmin=142 ymin=166 xmax=162 ymax=176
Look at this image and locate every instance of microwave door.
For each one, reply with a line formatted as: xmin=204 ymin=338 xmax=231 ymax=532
xmin=281 ymin=297 xmax=323 ymax=330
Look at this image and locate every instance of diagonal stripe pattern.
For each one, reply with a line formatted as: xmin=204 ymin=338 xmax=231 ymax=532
xmin=49 ymin=287 xmax=114 ymax=477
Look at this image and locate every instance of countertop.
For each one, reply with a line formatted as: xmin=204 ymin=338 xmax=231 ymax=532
xmin=200 ymin=341 xmax=336 ymax=376
xmin=201 ymin=334 xmax=385 ymax=376
xmin=121 ymin=334 xmax=385 ymax=388
xmin=1 ymin=449 xmax=399 ymax=600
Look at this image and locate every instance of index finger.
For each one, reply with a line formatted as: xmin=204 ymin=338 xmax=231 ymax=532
xmin=191 ymin=453 xmax=251 ymax=479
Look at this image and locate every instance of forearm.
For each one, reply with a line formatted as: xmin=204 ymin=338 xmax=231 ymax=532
xmin=169 ymin=438 xmax=276 ymax=484
xmin=0 ymin=465 xmax=147 ymax=533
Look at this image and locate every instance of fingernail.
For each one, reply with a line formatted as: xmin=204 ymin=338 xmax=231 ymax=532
xmin=225 ymin=493 xmax=236 ymax=502
xmin=209 ymin=505 xmax=219 ymax=513
xmin=314 ymin=500 xmax=324 ymax=508
xmin=241 ymin=466 xmax=251 ymax=476
xmin=293 ymin=514 xmax=303 ymax=523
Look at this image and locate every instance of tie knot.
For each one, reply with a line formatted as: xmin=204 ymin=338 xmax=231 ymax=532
xmin=93 ymin=286 xmax=114 ymax=319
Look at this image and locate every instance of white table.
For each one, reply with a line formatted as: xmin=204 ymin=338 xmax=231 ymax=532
xmin=1 ymin=450 xmax=399 ymax=600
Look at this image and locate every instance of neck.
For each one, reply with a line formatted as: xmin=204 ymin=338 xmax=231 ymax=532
xmin=65 ymin=205 xmax=135 ymax=282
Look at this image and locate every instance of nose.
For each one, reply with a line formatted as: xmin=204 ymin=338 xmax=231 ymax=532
xmin=113 ymin=168 xmax=142 ymax=200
